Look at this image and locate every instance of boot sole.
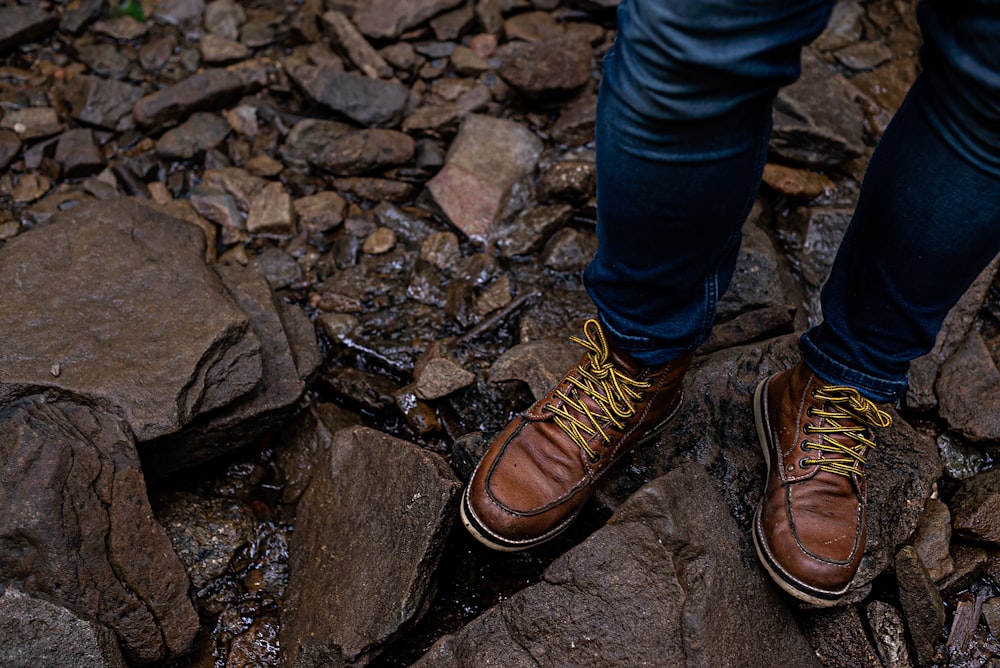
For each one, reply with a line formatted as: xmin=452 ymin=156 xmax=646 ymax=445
xmin=460 ymin=397 xmax=682 ymax=552
xmin=751 ymin=377 xmax=846 ymax=608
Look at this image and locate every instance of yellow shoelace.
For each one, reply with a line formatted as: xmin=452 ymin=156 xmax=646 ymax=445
xmin=802 ymin=386 xmax=892 ymax=477
xmin=544 ymin=319 xmax=652 ymax=462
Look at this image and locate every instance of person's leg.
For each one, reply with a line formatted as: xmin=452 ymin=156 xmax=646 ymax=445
xmin=755 ymin=0 xmax=1000 ymax=607
xmin=586 ymin=0 xmax=836 ymax=365
xmin=799 ymin=0 xmax=1000 ymax=402
xmin=463 ymin=0 xmax=835 ymax=552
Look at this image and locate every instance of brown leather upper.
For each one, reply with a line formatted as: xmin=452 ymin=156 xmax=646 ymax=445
xmin=754 ymin=362 xmax=882 ymax=601
xmin=465 ymin=331 xmax=693 ymax=549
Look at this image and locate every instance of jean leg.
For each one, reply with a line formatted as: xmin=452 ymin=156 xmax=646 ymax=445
xmin=801 ymin=3 xmax=1000 ymax=403
xmin=585 ymin=0 xmax=835 ymax=366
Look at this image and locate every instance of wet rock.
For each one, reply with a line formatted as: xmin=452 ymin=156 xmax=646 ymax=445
xmin=0 ymin=199 xmax=262 ymax=442
xmin=770 ymin=50 xmax=865 ymax=168
xmin=504 ymin=10 xmax=564 ymax=42
xmin=282 ymin=425 xmax=461 ymax=667
xmin=141 ymin=262 xmax=314 ymax=476
xmin=427 ymin=113 xmax=543 ymax=242
xmin=12 ymin=174 xmax=51 ymax=203
xmin=895 ymin=545 xmax=945 ymax=667
xmin=852 ymin=57 xmax=919 ymax=137
xmin=156 ymin=111 xmax=232 ymax=160
xmin=937 ymin=543 xmax=987 ymax=598
xmin=76 ymin=43 xmax=132 ymax=79
xmin=333 ymin=176 xmax=416 ymax=203
xmin=0 ymin=587 xmax=127 ymax=668
xmin=310 ymin=128 xmax=416 ymax=175
xmin=537 ymin=160 xmax=596 ymax=204
xmin=0 ymin=398 xmax=199 ymax=664
xmin=0 ymin=6 xmax=57 ymax=53
xmin=541 ymin=226 xmax=597 ymax=272
xmin=866 ymin=600 xmax=913 ymax=668
xmin=497 ymin=34 xmax=593 ymax=98
xmin=416 ymin=464 xmax=820 ymax=667
xmin=352 ymin=0 xmax=466 ymax=40
xmin=133 ymin=68 xmax=246 ymax=128
xmin=414 ymin=357 xmax=476 ymax=399
xmin=320 ymin=366 xmax=400 ymax=413
xmin=814 ymin=0 xmax=864 ymax=52
xmin=450 ymin=45 xmax=490 ymax=76
xmin=803 ymin=606 xmax=882 ymax=668
xmin=701 ymin=304 xmax=797 ymax=354
xmin=598 ymin=334 xmax=940 ymax=602
xmin=949 ymin=468 xmax=1000 ymax=545
xmin=155 ymin=493 xmax=256 ymax=591
xmin=907 ymin=256 xmax=997 ymax=411
xmin=488 ymin=338 xmax=579 ymax=399
xmin=909 ymin=497 xmax=954 ymax=582
xmin=937 ymin=330 xmax=1000 ymax=441
xmin=779 ymin=205 xmax=853 ymax=301
xmin=0 ymin=107 xmax=62 ymax=141
xmin=322 ymin=10 xmax=392 ymax=79
xmin=246 ymin=180 xmax=294 ymax=235
xmin=982 ymin=597 xmax=1000 ymax=638
xmin=63 ymin=74 xmax=145 ymax=131
xmin=275 ymin=403 xmax=362 ymax=505
xmin=491 ymin=203 xmax=573 ymax=258
xmin=288 ymin=64 xmax=409 ymax=127
xmin=54 ymin=128 xmax=104 ymax=179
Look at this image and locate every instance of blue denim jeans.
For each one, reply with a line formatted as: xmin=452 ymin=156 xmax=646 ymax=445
xmin=584 ymin=0 xmax=1000 ymax=402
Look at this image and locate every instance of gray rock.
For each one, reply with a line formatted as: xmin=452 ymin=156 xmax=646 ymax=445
xmin=0 ymin=398 xmax=199 ymax=664
xmin=140 ymin=262 xmax=313 ymax=477
xmin=294 ymin=191 xmax=347 ymax=236
xmin=246 ymin=180 xmax=294 ymax=235
xmin=541 ymin=226 xmax=597 ymax=272
xmin=0 ymin=6 xmax=57 ymax=53
xmin=949 ymin=468 xmax=1000 ymax=545
xmin=716 ymin=221 xmax=787 ymax=320
xmin=154 ymin=0 xmax=206 ymax=24
xmin=309 ymin=128 xmax=416 ymax=175
xmin=489 ymin=338 xmax=580 ymax=399
xmin=813 ymin=1 xmax=865 ymax=52
xmin=281 ymin=425 xmax=461 ymax=667
xmin=55 ymin=128 xmax=104 ymax=178
xmin=833 ymin=41 xmax=894 ymax=71
xmin=76 ymin=43 xmax=132 ymax=79
xmin=770 ymin=50 xmax=866 ymax=167
xmin=93 ymin=15 xmax=148 ymax=40
xmin=416 ymin=464 xmax=820 ymax=667
xmin=551 ymin=92 xmax=597 ymax=147
xmin=937 ymin=330 xmax=1000 ymax=441
xmin=598 ymin=334 xmax=941 ymax=602
xmin=156 ymin=111 xmax=232 ymax=160
xmin=275 ymin=403 xmax=362 ymax=506
xmin=133 ymin=68 xmax=246 ymax=128
xmin=352 ymin=0 xmax=465 ymax=40
xmin=280 ymin=118 xmax=353 ymax=168
xmin=498 ymin=34 xmax=593 ymax=98
xmin=427 ymin=114 xmax=543 ymax=242
xmin=701 ymin=304 xmax=797 ymax=354
xmin=62 ymin=74 xmax=146 ymax=131
xmin=60 ymin=0 xmax=105 ymax=35
xmin=0 ymin=107 xmax=62 ymax=141
xmin=256 ymin=247 xmax=304 ymax=289
xmin=491 ymin=203 xmax=573 ymax=258
xmin=288 ymin=64 xmax=410 ymax=127
xmin=0 ymin=128 xmax=20 ymax=169
xmin=896 ymin=545 xmax=945 ymax=667
xmin=205 ymin=0 xmax=246 ymax=40
xmin=0 ymin=199 xmax=262 ymax=442
xmin=414 ymin=357 xmax=476 ymax=400
xmin=322 ymin=10 xmax=392 ymax=79
xmin=0 ymin=587 xmax=127 ymax=668
xmin=906 ymin=255 xmax=998 ymax=410
xmin=909 ymin=498 xmax=954 ymax=582
xmin=199 ymin=33 xmax=251 ymax=64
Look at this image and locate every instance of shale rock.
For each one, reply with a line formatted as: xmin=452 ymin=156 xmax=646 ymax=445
xmin=415 ymin=464 xmax=820 ymax=667
xmin=281 ymin=426 xmax=461 ymax=667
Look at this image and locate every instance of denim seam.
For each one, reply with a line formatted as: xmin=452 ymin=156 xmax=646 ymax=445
xmin=798 ymin=335 xmax=906 ymax=404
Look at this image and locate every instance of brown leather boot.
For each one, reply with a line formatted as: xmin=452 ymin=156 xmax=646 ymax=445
xmin=461 ymin=319 xmax=693 ymax=551
xmin=752 ymin=361 xmax=892 ymax=606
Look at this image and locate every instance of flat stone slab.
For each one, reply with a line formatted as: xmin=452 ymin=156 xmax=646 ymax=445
xmin=0 ymin=199 xmax=262 ymax=442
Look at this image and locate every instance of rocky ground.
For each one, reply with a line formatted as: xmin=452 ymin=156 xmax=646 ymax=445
xmin=2 ymin=0 xmax=1000 ymax=666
